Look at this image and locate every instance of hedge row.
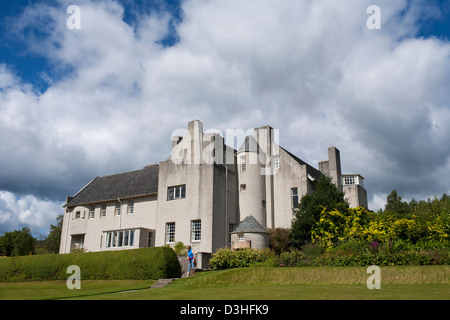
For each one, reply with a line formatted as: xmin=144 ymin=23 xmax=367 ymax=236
xmin=0 ymin=247 xmax=181 ymax=282
xmin=315 ymin=250 xmax=450 ymax=267
xmin=208 ymin=248 xmax=450 ymax=270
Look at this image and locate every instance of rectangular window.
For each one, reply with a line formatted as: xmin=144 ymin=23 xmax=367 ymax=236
xmin=167 ymin=185 xmax=186 ymax=200
xmin=72 ymin=235 xmax=85 ymax=249
xmin=89 ymin=206 xmax=95 ymax=219
xmin=291 ymin=187 xmax=299 ymax=209
xmin=191 ymin=220 xmax=201 ymax=242
xmin=148 ymin=231 xmax=153 ymax=247
xmin=101 ymin=204 xmax=107 ymax=217
xmin=128 ymin=200 xmax=134 ymax=214
xmin=115 ymin=202 xmax=122 ymax=216
xmin=166 ymin=222 xmax=175 ymax=243
xmin=124 ymin=230 xmax=129 ymax=246
xmin=106 ymin=232 xmax=111 ymax=248
xmin=240 ymin=156 xmax=246 ymax=172
xmin=105 ymin=229 xmax=135 ymax=248
xmin=75 ymin=211 xmax=81 ymax=219
xmin=118 ymin=231 xmax=124 ymax=247
xmin=240 ymin=184 xmax=246 ymax=192
xmin=238 ymin=234 xmax=245 ymax=242
xmin=129 ymin=230 xmax=134 ymax=246
xmin=273 ymin=155 xmax=280 ymax=169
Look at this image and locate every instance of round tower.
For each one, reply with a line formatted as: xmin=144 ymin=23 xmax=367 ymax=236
xmin=237 ymin=135 xmax=266 ymax=228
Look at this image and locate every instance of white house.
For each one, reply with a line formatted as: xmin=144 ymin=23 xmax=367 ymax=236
xmin=59 ymin=120 xmax=367 ymax=268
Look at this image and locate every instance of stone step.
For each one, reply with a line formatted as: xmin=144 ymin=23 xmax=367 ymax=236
xmin=150 ymin=278 xmax=176 ymax=288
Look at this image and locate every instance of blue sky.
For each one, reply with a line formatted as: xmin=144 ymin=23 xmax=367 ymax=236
xmin=0 ymin=0 xmax=183 ymax=92
xmin=0 ymin=0 xmax=450 ymax=236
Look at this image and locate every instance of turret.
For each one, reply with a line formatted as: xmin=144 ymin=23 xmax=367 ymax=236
xmin=237 ymin=134 xmax=267 ymax=228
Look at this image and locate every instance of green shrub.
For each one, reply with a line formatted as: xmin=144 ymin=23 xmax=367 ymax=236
xmin=315 ymin=250 xmax=450 ymax=266
xmin=0 ymin=247 xmax=181 ymax=282
xmin=278 ymin=250 xmax=310 ymax=267
xmin=209 ymin=248 xmax=277 ymax=270
xmin=173 ymin=241 xmax=187 ymax=256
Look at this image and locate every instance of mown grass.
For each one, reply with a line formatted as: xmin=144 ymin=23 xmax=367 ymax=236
xmin=0 ymin=280 xmax=156 ymax=300
xmin=1 ymin=266 xmax=448 ymax=300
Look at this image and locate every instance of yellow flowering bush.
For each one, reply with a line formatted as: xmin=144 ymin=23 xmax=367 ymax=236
xmin=310 ymin=206 xmax=448 ymax=249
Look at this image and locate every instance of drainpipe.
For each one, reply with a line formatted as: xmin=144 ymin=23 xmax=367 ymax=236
xmin=118 ymin=198 xmax=123 ymax=229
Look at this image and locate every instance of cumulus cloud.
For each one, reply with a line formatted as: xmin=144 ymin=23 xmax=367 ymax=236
xmin=0 ymin=0 xmax=449 ymax=235
xmin=0 ymin=191 xmax=63 ymax=236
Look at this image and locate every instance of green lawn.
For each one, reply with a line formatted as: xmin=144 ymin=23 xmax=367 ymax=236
xmin=0 ymin=266 xmax=448 ymax=300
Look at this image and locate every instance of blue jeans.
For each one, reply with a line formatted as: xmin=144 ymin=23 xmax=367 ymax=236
xmin=188 ymin=258 xmax=195 ymax=272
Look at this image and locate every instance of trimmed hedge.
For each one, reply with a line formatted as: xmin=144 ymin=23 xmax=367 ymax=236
xmin=0 ymin=247 xmax=181 ymax=282
xmin=208 ymin=248 xmax=450 ymax=270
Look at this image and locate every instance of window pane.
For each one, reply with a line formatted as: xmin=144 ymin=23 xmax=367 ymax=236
xmin=106 ymin=232 xmax=111 ymax=248
xmin=112 ymin=231 xmax=117 ymax=247
xmin=191 ymin=220 xmax=201 ymax=241
xmin=129 ymin=230 xmax=134 ymax=246
xmin=166 ymin=223 xmax=175 ymax=243
xmin=168 ymin=187 xmax=175 ymax=200
xmin=124 ymin=230 xmax=129 ymax=246
xmin=118 ymin=231 xmax=123 ymax=247
xmin=128 ymin=200 xmax=134 ymax=214
xmin=292 ymin=187 xmax=299 ymax=208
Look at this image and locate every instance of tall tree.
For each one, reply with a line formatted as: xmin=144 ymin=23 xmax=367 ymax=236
xmin=385 ymin=190 xmax=409 ymax=214
xmin=290 ymin=175 xmax=348 ymax=249
xmin=43 ymin=215 xmax=63 ymax=253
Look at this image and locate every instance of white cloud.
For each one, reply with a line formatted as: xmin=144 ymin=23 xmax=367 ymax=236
xmin=0 ymin=191 xmax=63 ymax=235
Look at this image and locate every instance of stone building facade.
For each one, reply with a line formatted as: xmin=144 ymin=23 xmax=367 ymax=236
xmin=60 ymin=120 xmax=367 ymax=268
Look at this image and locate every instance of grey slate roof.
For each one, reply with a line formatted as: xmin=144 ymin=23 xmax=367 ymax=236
xmin=65 ymin=165 xmax=159 ymax=207
xmin=231 ymin=215 xmax=268 ymax=234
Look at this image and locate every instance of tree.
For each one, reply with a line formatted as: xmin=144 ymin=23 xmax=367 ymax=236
xmin=0 ymin=227 xmax=36 ymax=256
xmin=42 ymin=215 xmax=63 ymax=253
xmin=290 ymin=175 xmax=348 ymax=249
xmin=13 ymin=227 xmax=36 ymax=256
xmin=385 ymin=190 xmax=409 ymax=215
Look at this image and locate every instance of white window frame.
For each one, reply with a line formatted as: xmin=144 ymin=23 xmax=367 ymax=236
xmin=105 ymin=229 xmax=135 ymax=248
xmin=89 ymin=206 xmax=95 ymax=219
xmin=166 ymin=222 xmax=175 ymax=244
xmin=291 ymin=187 xmax=299 ymax=209
xmin=240 ymin=156 xmax=246 ymax=172
xmin=115 ymin=202 xmax=122 ymax=216
xmin=191 ymin=220 xmax=201 ymax=242
xmin=101 ymin=204 xmax=107 ymax=217
xmin=273 ymin=155 xmax=280 ymax=169
xmin=167 ymin=185 xmax=186 ymax=200
xmin=128 ymin=200 xmax=134 ymax=214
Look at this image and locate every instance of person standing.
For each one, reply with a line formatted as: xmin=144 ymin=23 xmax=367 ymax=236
xmin=184 ymin=245 xmax=196 ymax=276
